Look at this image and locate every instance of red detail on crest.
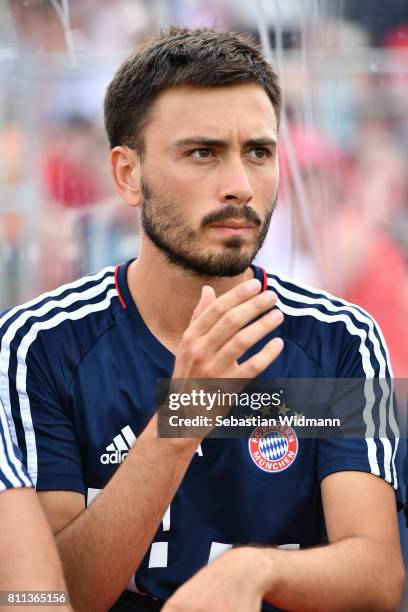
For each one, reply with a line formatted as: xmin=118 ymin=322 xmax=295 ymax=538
xmin=248 ymin=425 xmax=298 ymax=473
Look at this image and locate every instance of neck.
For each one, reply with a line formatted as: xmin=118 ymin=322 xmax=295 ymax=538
xmin=127 ymin=240 xmax=255 ymax=353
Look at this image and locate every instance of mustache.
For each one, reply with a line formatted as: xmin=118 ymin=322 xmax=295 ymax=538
xmin=200 ymin=205 xmax=262 ymax=228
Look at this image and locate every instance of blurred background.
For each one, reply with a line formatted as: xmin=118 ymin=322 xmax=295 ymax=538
xmin=0 ymin=0 xmax=407 ymax=604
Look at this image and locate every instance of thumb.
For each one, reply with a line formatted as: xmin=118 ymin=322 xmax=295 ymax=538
xmin=190 ymin=285 xmax=216 ymax=323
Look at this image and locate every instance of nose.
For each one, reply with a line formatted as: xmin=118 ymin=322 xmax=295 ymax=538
xmin=217 ymin=157 xmax=254 ymax=205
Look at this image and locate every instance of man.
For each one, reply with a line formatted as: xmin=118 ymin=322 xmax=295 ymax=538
xmin=0 ymin=27 xmax=403 ymax=611
xmin=0 ymin=399 xmax=72 ymax=610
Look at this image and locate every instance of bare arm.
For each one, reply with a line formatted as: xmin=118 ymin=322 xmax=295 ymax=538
xmin=39 ymin=279 xmax=284 ymax=611
xmin=0 ymin=488 xmax=71 ymax=611
xmin=41 ymin=422 xmax=198 ymax=612
xmin=261 ymin=472 xmax=404 ymax=611
xmin=163 ymin=472 xmax=404 ymax=611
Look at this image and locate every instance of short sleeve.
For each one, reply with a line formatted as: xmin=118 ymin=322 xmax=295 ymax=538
xmin=318 ymin=313 xmax=399 ymax=491
xmin=0 ymin=323 xmax=86 ymax=496
xmin=0 ymin=398 xmax=32 ymax=491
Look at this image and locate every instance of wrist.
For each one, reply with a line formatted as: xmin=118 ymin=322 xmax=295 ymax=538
xmin=143 ymin=415 xmax=202 ymax=457
xmin=227 ymin=546 xmax=277 ymax=597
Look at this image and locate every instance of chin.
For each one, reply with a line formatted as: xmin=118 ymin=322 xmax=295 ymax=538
xmin=198 ymin=249 xmax=255 ymax=277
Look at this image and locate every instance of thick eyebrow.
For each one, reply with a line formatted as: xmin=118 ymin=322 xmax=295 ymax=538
xmin=245 ymin=137 xmax=277 ymax=149
xmin=170 ymin=136 xmax=277 ymax=149
xmin=170 ymin=137 xmax=227 ymax=149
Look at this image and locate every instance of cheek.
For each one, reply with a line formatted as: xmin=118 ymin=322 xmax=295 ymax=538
xmin=149 ymin=163 xmax=209 ymax=225
xmin=253 ymin=168 xmax=279 ymax=206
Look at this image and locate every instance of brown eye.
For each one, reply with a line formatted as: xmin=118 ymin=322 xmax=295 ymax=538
xmin=248 ymin=148 xmax=269 ymax=159
xmin=190 ymin=149 xmax=214 ymax=159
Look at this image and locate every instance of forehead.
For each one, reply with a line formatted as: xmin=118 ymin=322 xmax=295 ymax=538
xmin=144 ymin=83 xmax=278 ymax=143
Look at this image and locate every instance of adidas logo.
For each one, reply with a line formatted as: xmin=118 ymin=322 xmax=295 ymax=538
xmin=100 ymin=425 xmax=137 ymax=464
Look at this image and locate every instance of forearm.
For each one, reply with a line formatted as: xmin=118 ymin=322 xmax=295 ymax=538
xmin=252 ymin=538 xmax=404 ymax=611
xmin=0 ymin=489 xmax=72 ymax=611
xmin=56 ymin=417 xmax=198 ymax=612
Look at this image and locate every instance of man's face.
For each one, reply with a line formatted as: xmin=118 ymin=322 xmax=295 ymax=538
xmin=139 ymin=83 xmax=279 ymax=277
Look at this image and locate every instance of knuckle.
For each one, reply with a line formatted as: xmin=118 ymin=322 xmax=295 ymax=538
xmin=260 ymin=312 xmax=275 ymax=331
xmin=249 ymin=352 xmax=269 ymax=376
xmin=233 ymin=333 xmax=248 ymax=352
xmin=189 ymin=345 xmax=205 ymax=364
xmin=223 ymin=311 xmax=238 ymax=328
xmin=245 ymin=359 xmax=259 ymax=377
xmin=181 ymin=328 xmax=194 ymax=346
xmin=200 ymin=361 xmax=215 ymax=378
xmin=212 ymin=300 xmax=225 ymax=318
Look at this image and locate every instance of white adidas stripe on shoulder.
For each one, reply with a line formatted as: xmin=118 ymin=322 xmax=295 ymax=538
xmin=265 ymin=269 xmax=393 ymax=375
xmin=0 ymin=266 xmax=115 ymax=333
xmin=16 ymin=289 xmax=118 ymax=485
xmin=0 ymin=398 xmax=31 ymax=490
xmin=0 ymin=268 xmax=116 ymax=446
xmin=0 ymin=265 xmax=114 ymax=440
xmin=0 ymin=268 xmax=118 ymax=486
xmin=265 ymin=269 xmax=398 ymax=490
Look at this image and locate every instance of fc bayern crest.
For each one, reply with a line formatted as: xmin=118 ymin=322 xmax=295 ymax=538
xmin=248 ymin=424 xmax=298 ymax=473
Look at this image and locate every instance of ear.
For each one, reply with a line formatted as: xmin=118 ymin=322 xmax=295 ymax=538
xmin=109 ymin=146 xmax=141 ymax=208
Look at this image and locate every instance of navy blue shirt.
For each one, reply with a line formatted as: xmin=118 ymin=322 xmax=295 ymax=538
xmin=0 ymin=260 xmax=398 ymax=607
xmin=0 ymin=398 xmax=32 ymax=491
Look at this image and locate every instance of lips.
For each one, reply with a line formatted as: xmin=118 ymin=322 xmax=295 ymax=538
xmin=209 ymin=219 xmax=254 ymax=229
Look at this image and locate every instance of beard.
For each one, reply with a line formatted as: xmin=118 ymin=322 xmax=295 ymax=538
xmin=140 ymin=177 xmax=277 ymax=277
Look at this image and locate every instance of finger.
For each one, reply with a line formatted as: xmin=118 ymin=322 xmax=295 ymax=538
xmin=190 ymin=285 xmax=216 ymax=323
xmin=188 ymin=278 xmax=262 ymax=337
xmin=212 ymin=308 xmax=284 ymax=368
xmin=202 ymin=289 xmax=278 ymax=353
xmin=235 ymin=336 xmax=284 ymax=378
